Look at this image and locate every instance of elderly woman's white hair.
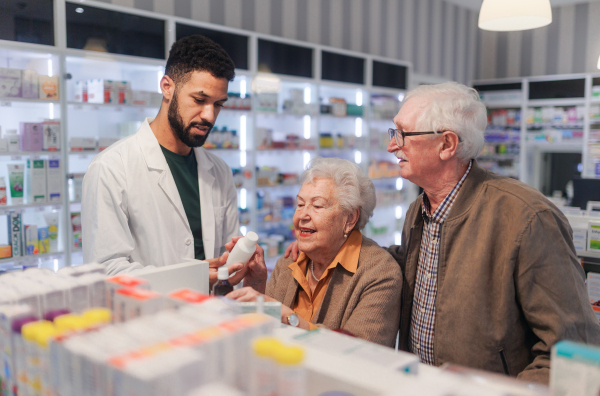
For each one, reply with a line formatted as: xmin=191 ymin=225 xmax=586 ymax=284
xmin=300 ymin=157 xmax=376 ymax=230
xmin=403 ymin=81 xmax=487 ymax=162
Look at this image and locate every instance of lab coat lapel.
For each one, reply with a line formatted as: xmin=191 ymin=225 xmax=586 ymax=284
xmin=194 ymin=147 xmax=215 ymax=258
xmin=137 ymin=118 xmax=190 ymax=232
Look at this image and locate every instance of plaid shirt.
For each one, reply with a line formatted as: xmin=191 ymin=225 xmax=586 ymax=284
xmin=409 ymin=160 xmax=472 ymax=364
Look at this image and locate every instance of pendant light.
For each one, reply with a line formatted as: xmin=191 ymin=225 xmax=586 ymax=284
xmin=478 ymin=0 xmax=552 ymax=31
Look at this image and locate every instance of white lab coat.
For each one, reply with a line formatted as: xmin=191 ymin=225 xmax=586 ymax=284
xmin=82 ymin=118 xmax=239 ymax=275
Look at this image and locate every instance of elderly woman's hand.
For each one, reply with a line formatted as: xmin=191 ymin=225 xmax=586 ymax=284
xmin=226 ymin=286 xmax=273 ymax=302
xmin=225 ymin=236 xmax=268 ymax=294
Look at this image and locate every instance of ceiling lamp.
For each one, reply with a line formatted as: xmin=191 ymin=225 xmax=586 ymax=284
xmin=478 ymin=0 xmax=552 ymax=31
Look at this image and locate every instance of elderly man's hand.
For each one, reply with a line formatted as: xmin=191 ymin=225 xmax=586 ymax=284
xmin=206 ymin=252 xmax=245 ymax=288
xmin=225 ymin=237 xmax=268 ymax=294
xmin=284 ymin=240 xmax=300 ymax=261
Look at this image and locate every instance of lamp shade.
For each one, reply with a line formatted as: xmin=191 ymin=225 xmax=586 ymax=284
xmin=478 ymin=0 xmax=552 ymax=31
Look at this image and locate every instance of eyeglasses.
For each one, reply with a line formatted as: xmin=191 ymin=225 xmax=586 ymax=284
xmin=388 ymin=128 xmax=462 ymax=148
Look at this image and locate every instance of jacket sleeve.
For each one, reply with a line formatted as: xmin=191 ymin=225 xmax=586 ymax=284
xmin=82 ymin=158 xmax=148 ymax=275
xmin=515 ymin=209 xmax=600 ymax=383
xmin=341 ymin=260 xmax=403 ymax=347
xmin=220 ymin=167 xmax=240 ymax=256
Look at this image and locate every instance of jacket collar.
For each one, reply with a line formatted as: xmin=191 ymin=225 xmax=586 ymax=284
xmin=444 ymin=159 xmax=488 ymax=222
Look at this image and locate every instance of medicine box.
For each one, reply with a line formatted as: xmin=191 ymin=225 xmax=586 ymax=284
xmin=19 ymin=122 xmax=44 ymax=152
xmin=589 ymin=221 xmax=600 ymax=252
xmin=38 ymin=75 xmax=58 ymax=100
xmin=46 ymin=159 xmax=62 ymax=202
xmin=74 ymin=81 xmax=87 ymax=102
xmin=87 ymin=79 xmax=114 ymax=103
xmin=0 ymin=68 xmax=22 ymax=98
xmin=114 ymin=288 xmax=164 ymax=323
xmin=8 ymin=212 xmax=23 ymax=258
xmin=551 ymin=340 xmax=600 ymax=396
xmin=27 ymin=159 xmax=47 ymax=203
xmin=6 ymin=133 xmax=19 ymax=152
xmin=572 ymin=226 xmax=588 ymax=252
xmin=42 ymin=120 xmax=60 ymax=151
xmin=105 ymin=275 xmax=150 ymax=312
xmin=70 ymin=137 xmax=96 ymax=151
xmin=25 ymin=224 xmax=39 ymax=255
xmin=98 ymin=137 xmax=119 ymax=151
xmin=21 ymin=69 xmax=38 ymax=99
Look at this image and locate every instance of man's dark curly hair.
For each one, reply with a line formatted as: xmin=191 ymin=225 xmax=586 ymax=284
xmin=165 ymin=35 xmax=235 ymax=86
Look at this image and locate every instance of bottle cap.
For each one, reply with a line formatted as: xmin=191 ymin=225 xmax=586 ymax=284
xmin=21 ymin=320 xmax=54 ymax=342
xmin=218 ymin=266 xmax=229 ymax=280
xmin=53 ymin=314 xmax=87 ymax=332
xmin=82 ymin=308 xmax=112 ymax=326
xmin=241 ymin=231 xmax=259 ymax=249
xmin=274 ymin=345 xmax=304 ymax=366
xmin=34 ymin=327 xmax=59 ymax=348
xmin=252 ymin=337 xmax=282 ymax=358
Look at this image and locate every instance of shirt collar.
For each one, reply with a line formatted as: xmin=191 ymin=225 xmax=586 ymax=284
xmin=289 ymin=230 xmax=362 ymax=275
xmin=421 ymin=160 xmax=473 ymax=223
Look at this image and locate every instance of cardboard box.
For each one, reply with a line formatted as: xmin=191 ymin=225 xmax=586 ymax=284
xmin=8 ymin=212 xmax=22 ymax=257
xmin=6 ymin=133 xmax=19 ymax=152
xmin=69 ymin=137 xmax=96 ymax=151
xmin=68 ymin=173 xmax=84 ymax=202
xmin=21 ymin=69 xmax=39 ymax=99
xmin=87 ymin=79 xmax=114 ymax=103
xmin=0 ymin=245 xmax=11 ymax=258
xmin=551 ymin=341 xmax=600 ymax=396
xmin=105 ymin=275 xmax=150 ymax=312
xmin=42 ymin=120 xmax=60 ymax=151
xmin=116 ymin=81 xmax=131 ymax=104
xmin=589 ymin=221 xmax=600 ymax=252
xmin=39 ymin=75 xmax=59 ymax=100
xmin=19 ymin=122 xmax=44 ymax=152
xmin=74 ymin=81 xmax=87 ymax=102
xmin=46 ymin=159 xmax=62 ymax=202
xmin=27 ymin=159 xmax=47 ymax=203
xmin=98 ymin=137 xmax=119 ymax=151
xmin=0 ymin=68 xmax=22 ymax=98
xmin=114 ymin=288 xmax=164 ymax=322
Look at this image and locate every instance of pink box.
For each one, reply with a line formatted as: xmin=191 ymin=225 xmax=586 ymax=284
xmin=19 ymin=123 xmax=44 ymax=152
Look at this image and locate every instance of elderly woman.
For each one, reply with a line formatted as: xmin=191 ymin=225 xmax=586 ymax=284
xmin=226 ymin=157 xmax=402 ymax=347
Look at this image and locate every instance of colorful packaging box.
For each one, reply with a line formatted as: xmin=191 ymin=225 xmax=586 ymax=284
xmin=21 ymin=70 xmax=38 ymax=99
xmin=71 ymin=212 xmax=82 ymax=249
xmin=19 ymin=123 xmax=44 ymax=152
xmin=42 ymin=120 xmax=60 ymax=151
xmin=25 ymin=225 xmax=39 ymax=255
xmin=0 ymin=68 xmax=22 ymax=98
xmin=8 ymin=212 xmax=22 ymax=258
xmin=46 ymin=159 xmax=61 ymax=202
xmin=589 ymin=221 xmax=600 ymax=252
xmin=74 ymin=81 xmax=87 ymax=102
xmin=0 ymin=245 xmax=11 ymax=258
xmin=38 ymin=227 xmax=49 ymax=254
xmin=87 ymin=79 xmax=114 ymax=103
xmin=38 ymin=75 xmax=58 ymax=100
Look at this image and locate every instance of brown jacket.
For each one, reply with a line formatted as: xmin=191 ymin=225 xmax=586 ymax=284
xmin=388 ymin=161 xmax=600 ymax=384
xmin=266 ymin=236 xmax=402 ymax=347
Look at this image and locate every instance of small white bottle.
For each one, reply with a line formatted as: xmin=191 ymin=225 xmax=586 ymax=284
xmin=225 ymin=231 xmax=259 ymax=269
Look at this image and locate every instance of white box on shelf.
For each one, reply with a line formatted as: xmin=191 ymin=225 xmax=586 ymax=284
xmin=21 ymin=69 xmax=38 ymax=99
xmin=98 ymin=137 xmax=119 ymax=151
xmin=0 ymin=138 xmax=7 ymax=152
xmin=87 ymin=79 xmax=114 ymax=104
xmin=27 ymin=159 xmax=46 ymax=203
xmin=42 ymin=120 xmax=60 ymax=151
xmin=131 ymin=90 xmax=150 ymax=106
xmin=70 ymin=137 xmax=96 ymax=151
xmin=46 ymin=159 xmax=62 ymax=202
xmin=589 ymin=221 xmax=600 ymax=252
xmin=572 ymin=226 xmax=588 ymax=252
xmin=5 ymin=132 xmax=19 ymax=152
xmin=0 ymin=68 xmax=22 ymax=98
xmin=74 ymin=81 xmax=87 ymax=102
xmin=68 ymin=173 xmax=84 ymax=202
xmin=551 ymin=341 xmax=600 ymax=396
xmin=135 ymin=260 xmax=209 ymax=295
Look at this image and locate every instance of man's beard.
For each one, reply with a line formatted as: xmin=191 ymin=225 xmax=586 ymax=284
xmin=167 ymin=92 xmax=214 ymax=148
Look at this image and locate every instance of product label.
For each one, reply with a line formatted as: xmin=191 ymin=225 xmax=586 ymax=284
xmin=9 ymin=212 xmax=22 ymax=257
xmin=590 ymin=225 xmax=600 ymax=251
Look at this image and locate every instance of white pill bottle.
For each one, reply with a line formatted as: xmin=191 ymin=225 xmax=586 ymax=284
xmin=225 ymin=231 xmax=259 ymax=268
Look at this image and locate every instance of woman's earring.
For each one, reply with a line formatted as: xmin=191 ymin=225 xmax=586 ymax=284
xmin=344 ymin=233 xmax=348 ymax=238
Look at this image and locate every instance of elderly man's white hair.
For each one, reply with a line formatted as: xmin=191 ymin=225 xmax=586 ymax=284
xmin=300 ymin=157 xmax=376 ymax=230
xmin=403 ymin=81 xmax=487 ymax=162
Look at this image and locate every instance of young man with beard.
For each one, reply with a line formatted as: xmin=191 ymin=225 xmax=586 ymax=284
xmin=82 ymin=36 xmax=266 ymax=289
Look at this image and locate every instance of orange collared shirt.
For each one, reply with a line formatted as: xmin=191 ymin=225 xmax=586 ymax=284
xmin=289 ymin=230 xmax=362 ymax=330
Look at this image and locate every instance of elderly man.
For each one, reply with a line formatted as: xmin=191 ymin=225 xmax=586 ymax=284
xmin=384 ymin=82 xmax=600 ymax=383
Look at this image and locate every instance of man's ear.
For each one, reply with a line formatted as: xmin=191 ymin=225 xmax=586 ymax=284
xmin=439 ymin=131 xmax=460 ymax=161
xmin=160 ymin=75 xmax=176 ymax=101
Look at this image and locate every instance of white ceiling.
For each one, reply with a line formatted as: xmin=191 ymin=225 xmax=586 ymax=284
xmin=445 ymin=0 xmax=600 ymax=11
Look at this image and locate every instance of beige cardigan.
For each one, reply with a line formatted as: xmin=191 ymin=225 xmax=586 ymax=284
xmin=266 ymin=236 xmax=402 ymax=347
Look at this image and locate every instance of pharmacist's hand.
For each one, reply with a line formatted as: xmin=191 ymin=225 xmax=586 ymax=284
xmin=242 ymin=243 xmax=268 ymax=294
xmin=284 ymin=240 xmax=300 ymax=261
xmin=207 ymin=252 xmax=245 ymax=288
xmin=226 ymin=287 xmax=276 ymax=302
xmin=224 ymin=236 xmax=243 ymax=253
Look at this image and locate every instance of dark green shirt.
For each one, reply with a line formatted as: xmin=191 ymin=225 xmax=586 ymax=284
xmin=160 ymin=145 xmax=205 ymax=260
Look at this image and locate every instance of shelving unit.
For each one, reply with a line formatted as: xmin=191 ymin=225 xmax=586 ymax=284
xmin=474 ymin=74 xmax=600 ymax=192
xmin=0 ymin=0 xmax=417 ymax=271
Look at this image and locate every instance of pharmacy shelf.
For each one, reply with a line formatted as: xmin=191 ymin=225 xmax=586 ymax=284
xmin=0 ymin=202 xmax=62 ymax=214
xmin=578 ymin=251 xmax=600 ymax=259
xmin=0 ymin=97 xmax=60 ymax=105
xmin=0 ymin=151 xmax=61 ymax=157
xmin=67 ymin=101 xmax=160 ymax=109
xmin=0 ymin=251 xmax=65 ymax=266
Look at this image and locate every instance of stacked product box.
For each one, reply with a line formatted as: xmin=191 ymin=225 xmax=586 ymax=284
xmin=0 ymin=68 xmax=59 ymax=100
xmin=1 ymin=209 xmax=62 ymax=259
